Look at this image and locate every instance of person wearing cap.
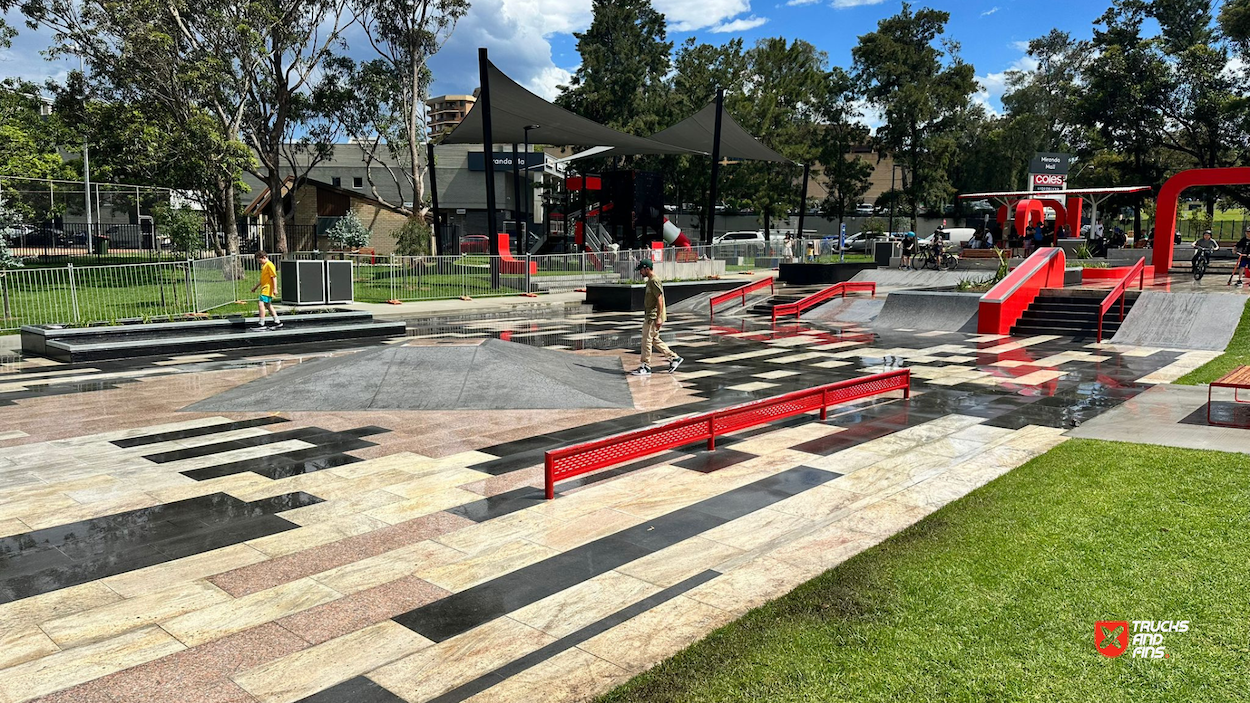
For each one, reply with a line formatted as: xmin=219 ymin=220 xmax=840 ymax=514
xmin=1233 ymin=228 xmax=1250 ymax=285
xmin=630 ymin=258 xmax=683 ymax=376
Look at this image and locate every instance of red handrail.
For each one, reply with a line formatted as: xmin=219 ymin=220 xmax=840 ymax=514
xmin=709 ymin=277 xmax=775 ymax=321
xmin=977 ymin=247 xmax=1067 ymax=334
xmin=771 ymin=281 xmax=876 ymax=324
xmin=1097 ymin=256 xmax=1145 ymax=342
xmin=543 ymin=369 xmax=910 ymax=499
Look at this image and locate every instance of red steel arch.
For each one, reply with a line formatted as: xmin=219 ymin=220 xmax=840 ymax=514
xmin=1154 ymin=168 xmax=1250 ymax=274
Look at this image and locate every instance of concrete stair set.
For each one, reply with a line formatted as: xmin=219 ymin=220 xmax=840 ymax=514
xmin=1011 ymin=289 xmax=1140 ymax=338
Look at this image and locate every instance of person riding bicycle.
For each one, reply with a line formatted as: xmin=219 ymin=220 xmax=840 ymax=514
xmin=1233 ymin=228 xmax=1250 ymax=285
xmin=1193 ymin=229 xmax=1219 ymax=270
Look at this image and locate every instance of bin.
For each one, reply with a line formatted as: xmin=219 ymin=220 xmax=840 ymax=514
xmin=92 ymin=235 xmax=110 ymax=255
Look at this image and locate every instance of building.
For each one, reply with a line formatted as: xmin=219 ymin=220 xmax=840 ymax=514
xmin=426 ymin=95 xmax=477 ymax=138
xmin=243 ymin=176 xmax=410 ymax=254
xmin=239 ymin=143 xmax=411 ymax=212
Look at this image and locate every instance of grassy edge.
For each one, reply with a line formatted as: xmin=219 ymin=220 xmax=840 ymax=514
xmin=1176 ymin=297 xmax=1250 ymax=385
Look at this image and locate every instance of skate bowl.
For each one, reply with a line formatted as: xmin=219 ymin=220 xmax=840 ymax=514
xmin=185 ymin=339 xmax=634 ymax=412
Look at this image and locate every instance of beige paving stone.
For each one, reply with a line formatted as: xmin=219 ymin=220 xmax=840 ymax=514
xmin=462 ymin=647 xmax=629 ymax=703
xmin=578 ymin=596 xmax=733 ymax=672
xmin=701 ymin=507 xmax=813 ymax=551
xmin=511 ymin=571 xmax=660 ymax=638
xmin=415 ymin=539 xmax=558 ymax=592
xmin=40 ymin=580 xmax=231 ymax=648
xmin=686 ymin=556 xmax=813 ymax=615
xmin=768 ymin=524 xmax=885 ymax=574
xmin=803 ymin=447 xmax=889 ymax=475
xmin=730 ymin=423 xmax=843 ymax=455
xmin=836 ymin=498 xmax=933 ymax=537
xmin=229 ymin=470 xmax=354 ymax=502
xmin=245 ymin=513 xmax=388 ymax=558
xmin=278 ymin=488 xmax=406 ymax=526
xmin=0 ymin=518 xmax=30 ymax=538
xmin=0 ymin=626 xmax=59 ymax=671
xmin=0 ymin=626 xmax=185 ymax=703
xmin=434 ymin=509 xmax=565 ymax=555
xmin=102 ymin=543 xmax=270 ymax=598
xmin=161 ymin=578 xmax=342 ymax=648
xmin=231 ymin=621 xmax=431 ymax=703
xmin=0 ymin=582 xmax=122 ymax=633
xmin=310 ymin=540 xmax=465 ymax=595
xmin=890 ymin=473 xmax=982 ymax=511
xmin=20 ymin=493 xmax=163 ymax=530
xmin=363 ymin=487 xmax=481 ymax=525
xmin=325 ymin=452 xmax=425 ymax=479
xmin=769 ymin=484 xmax=868 ymax=521
xmin=725 ymin=381 xmax=778 ymax=392
xmin=370 ymin=617 xmax=555 ymax=703
xmin=616 ymin=537 xmax=742 ymax=588
xmin=148 ymin=472 xmax=273 ymax=504
xmin=527 ymin=508 xmax=644 ymax=552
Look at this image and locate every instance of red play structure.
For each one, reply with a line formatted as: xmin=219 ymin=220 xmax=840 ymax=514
xmin=495 ymin=234 xmax=537 ymax=275
xmin=1152 ymin=167 xmax=1250 ymax=274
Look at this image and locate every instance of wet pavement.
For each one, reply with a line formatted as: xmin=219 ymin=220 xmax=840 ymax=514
xmin=0 ymin=305 xmax=1228 ymax=703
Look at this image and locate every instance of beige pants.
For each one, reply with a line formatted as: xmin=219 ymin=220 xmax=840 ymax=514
xmin=640 ymin=317 xmax=675 ymax=365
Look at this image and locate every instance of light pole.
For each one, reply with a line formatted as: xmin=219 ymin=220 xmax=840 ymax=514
xmin=523 ymin=124 xmax=539 ymax=248
xmin=78 ymin=50 xmax=92 ymax=244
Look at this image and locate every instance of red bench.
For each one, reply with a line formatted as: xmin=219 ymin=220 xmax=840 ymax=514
xmin=1208 ymin=365 xmax=1250 ymax=426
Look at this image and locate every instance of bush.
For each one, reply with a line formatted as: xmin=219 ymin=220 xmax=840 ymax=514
xmin=153 ymin=205 xmax=205 ymax=256
xmin=395 ymin=215 xmax=432 ymax=256
xmin=326 ymin=211 xmax=372 ymax=250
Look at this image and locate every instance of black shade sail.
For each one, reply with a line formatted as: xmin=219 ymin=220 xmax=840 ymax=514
xmin=441 ymin=60 xmax=704 ymax=155
xmin=586 ymin=100 xmax=792 ymax=164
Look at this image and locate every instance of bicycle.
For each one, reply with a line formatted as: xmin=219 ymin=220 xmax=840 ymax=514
xmin=1192 ymin=249 xmax=1211 ymax=281
xmin=918 ymin=243 xmax=960 ymax=271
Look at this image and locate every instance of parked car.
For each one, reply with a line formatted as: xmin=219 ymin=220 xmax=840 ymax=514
xmin=854 ymin=203 xmax=874 ymax=216
xmin=460 ymin=234 xmax=490 ymax=254
xmin=839 ymin=230 xmax=900 ymax=253
xmin=713 ymin=231 xmax=767 ymax=250
xmin=918 ymin=227 xmax=978 ymax=247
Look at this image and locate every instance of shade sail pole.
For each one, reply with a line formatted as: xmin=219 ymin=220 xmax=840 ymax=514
xmin=796 ymin=162 xmax=810 ymax=242
xmin=427 ymin=142 xmax=441 ymax=255
xmin=511 ymin=143 xmax=522 ymax=254
xmin=705 ymin=88 xmax=725 ymax=245
xmin=479 ymin=48 xmax=499 ymax=257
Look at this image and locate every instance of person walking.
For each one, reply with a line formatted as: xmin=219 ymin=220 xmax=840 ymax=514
xmin=250 ymin=251 xmax=283 ymax=331
xmin=630 ymin=259 xmax=682 ymax=376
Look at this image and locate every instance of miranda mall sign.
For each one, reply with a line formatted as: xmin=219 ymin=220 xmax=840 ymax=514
xmin=1028 ymin=152 xmax=1075 ymax=175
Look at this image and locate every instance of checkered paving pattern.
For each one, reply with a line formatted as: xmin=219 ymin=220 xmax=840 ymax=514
xmin=0 ymin=307 xmax=1217 ymax=703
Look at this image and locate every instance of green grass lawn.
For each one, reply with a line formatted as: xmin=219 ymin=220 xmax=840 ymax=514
xmin=598 ymin=439 xmax=1250 ymax=703
xmin=1177 ymin=299 xmax=1250 ymax=385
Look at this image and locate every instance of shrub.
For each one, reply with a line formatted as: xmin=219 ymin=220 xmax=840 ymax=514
xmin=395 ymin=215 xmax=432 ymax=256
xmin=326 ymin=211 xmax=372 ymax=250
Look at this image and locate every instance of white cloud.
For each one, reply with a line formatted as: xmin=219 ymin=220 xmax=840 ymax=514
xmin=981 ymin=6 xmax=999 ymax=17
xmin=850 ymin=99 xmax=884 ymax=132
xmin=709 ymin=15 xmax=769 ymax=33
xmin=0 ymin=13 xmax=74 ymax=88
xmin=1011 ymin=40 xmax=1031 ymax=52
xmin=658 ymin=0 xmax=752 ymax=32
xmin=974 ymin=53 xmax=1038 ymax=116
xmin=786 ymin=0 xmax=822 ymax=5
xmin=832 ymin=0 xmax=888 ymax=8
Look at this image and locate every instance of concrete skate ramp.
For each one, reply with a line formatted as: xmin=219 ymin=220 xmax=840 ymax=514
xmin=803 ymin=297 xmax=885 ymax=325
xmin=1110 ymin=292 xmax=1246 ymax=351
xmin=185 ymin=339 xmax=632 ymax=412
xmin=872 ymin=290 xmax=980 ymax=332
xmin=668 ymin=289 xmax=771 ymax=318
xmin=850 ymin=269 xmax=968 ymax=289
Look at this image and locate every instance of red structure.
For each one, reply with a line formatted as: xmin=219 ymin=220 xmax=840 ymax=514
xmin=543 ymin=370 xmax=911 ymax=499
xmin=709 ymin=277 xmax=775 ymax=321
xmin=1096 ymin=257 xmax=1146 ymax=342
xmin=771 ymin=281 xmax=876 ymax=324
xmin=1034 ymin=198 xmax=1067 ymax=230
xmin=1153 ymin=167 xmax=1250 ymax=274
xmin=495 ymin=234 xmax=537 ymax=275
xmin=978 ymin=247 xmax=1067 ymax=334
xmin=1013 ymin=200 xmax=1047 ymax=240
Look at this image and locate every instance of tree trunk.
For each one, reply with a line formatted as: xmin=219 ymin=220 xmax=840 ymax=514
xmin=266 ymin=166 xmax=288 ymax=254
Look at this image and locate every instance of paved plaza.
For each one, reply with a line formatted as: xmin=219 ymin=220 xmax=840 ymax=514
xmin=0 ymin=306 xmax=1225 ymax=703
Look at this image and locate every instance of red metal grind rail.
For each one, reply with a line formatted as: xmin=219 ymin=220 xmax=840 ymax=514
xmin=771 ymin=281 xmax=876 ymax=324
xmin=709 ymin=277 xmax=775 ymax=321
xmin=1096 ymin=256 xmax=1145 ymax=342
xmin=544 ymin=369 xmax=911 ymax=499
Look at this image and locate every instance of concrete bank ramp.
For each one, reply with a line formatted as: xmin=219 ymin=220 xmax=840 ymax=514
xmin=850 ymin=269 xmax=969 ymax=289
xmin=185 ymin=339 xmax=632 ymax=412
xmin=1111 ymin=291 xmax=1246 ymax=351
xmin=803 ymin=297 xmax=885 ymax=325
xmin=871 ymin=289 xmax=981 ymax=332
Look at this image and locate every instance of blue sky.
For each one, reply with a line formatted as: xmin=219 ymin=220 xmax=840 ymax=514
xmin=2 ymin=0 xmax=1114 ymax=125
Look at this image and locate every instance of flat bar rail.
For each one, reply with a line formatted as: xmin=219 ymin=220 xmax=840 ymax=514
xmin=1096 ymin=257 xmax=1145 ymax=342
xmin=709 ymin=277 xmax=774 ymax=321
xmin=544 ymin=369 xmax=910 ymax=499
xmin=771 ymin=281 xmax=876 ymax=324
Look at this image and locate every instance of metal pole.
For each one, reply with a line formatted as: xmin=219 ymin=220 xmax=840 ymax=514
xmin=796 ymin=162 xmax=810 ymax=242
xmin=478 ymin=48 xmax=500 ymax=288
xmin=80 ymin=53 xmax=92 ymax=243
xmin=705 ymin=88 xmax=725 ymax=245
xmin=888 ymin=165 xmax=896 ymax=240
xmin=427 ymin=142 xmax=441 ymax=256
xmin=511 ymin=143 xmax=522 ymax=254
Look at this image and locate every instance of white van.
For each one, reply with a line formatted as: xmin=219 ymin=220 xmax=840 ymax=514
xmin=919 ymin=227 xmax=977 ymax=247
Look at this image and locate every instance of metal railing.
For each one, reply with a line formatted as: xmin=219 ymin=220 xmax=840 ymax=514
xmin=771 ymin=281 xmax=877 ymax=324
xmin=1096 ymin=257 xmax=1146 ymax=343
xmin=1 ymin=260 xmax=200 ymax=330
xmin=710 ymin=277 xmax=775 ymax=321
xmin=543 ymin=370 xmax=912 ymax=499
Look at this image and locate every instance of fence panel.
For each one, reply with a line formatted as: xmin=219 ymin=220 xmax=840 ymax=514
xmin=192 ymin=255 xmax=246 ymax=312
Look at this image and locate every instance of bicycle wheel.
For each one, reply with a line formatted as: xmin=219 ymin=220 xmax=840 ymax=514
xmin=924 ymin=254 xmax=939 ymax=270
xmin=944 ymin=253 xmax=959 ymax=270
xmin=1194 ymin=258 xmax=1207 ymax=281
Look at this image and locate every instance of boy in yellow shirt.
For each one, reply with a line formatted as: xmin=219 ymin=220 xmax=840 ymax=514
xmin=250 ymin=251 xmax=283 ymax=331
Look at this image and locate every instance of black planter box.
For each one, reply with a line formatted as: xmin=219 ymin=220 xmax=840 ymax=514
xmin=586 ymin=279 xmax=744 ymax=312
xmin=778 ymin=262 xmax=878 ymax=285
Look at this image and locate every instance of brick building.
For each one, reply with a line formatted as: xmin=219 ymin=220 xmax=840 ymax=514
xmin=243 ymin=177 xmax=410 ymax=254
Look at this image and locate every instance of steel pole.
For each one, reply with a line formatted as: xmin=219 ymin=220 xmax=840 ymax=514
xmin=511 ymin=143 xmax=522 ymax=254
xmin=478 ymin=48 xmax=500 ymax=287
xmin=796 ymin=162 xmax=810 ymax=242
xmin=705 ymin=88 xmax=725 ymax=245
xmin=427 ymin=142 xmax=441 ymax=255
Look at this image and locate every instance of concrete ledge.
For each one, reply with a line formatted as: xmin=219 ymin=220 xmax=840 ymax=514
xmin=778 ymin=262 xmax=877 ymax=285
xmin=586 ymin=280 xmax=744 ymax=312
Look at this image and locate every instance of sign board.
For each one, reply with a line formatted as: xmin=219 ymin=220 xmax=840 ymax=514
xmin=1031 ymin=173 xmax=1067 ymax=191
xmin=468 ymin=152 xmax=545 ymax=172
xmin=1028 ymin=152 xmax=1075 ymax=175
xmin=455 ymin=208 xmax=466 ymax=215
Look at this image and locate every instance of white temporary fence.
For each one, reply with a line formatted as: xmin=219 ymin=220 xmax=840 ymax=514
xmin=1 ymin=260 xmax=200 ymax=331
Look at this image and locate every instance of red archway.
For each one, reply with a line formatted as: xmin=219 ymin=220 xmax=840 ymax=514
xmin=1155 ymin=167 xmax=1250 ymax=274
xmin=1014 ymin=199 xmax=1046 ymax=240
xmin=1035 ymin=198 xmax=1067 ymax=230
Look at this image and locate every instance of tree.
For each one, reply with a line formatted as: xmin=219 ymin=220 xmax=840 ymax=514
xmin=322 ymin=0 xmax=468 ymax=246
xmin=815 ymin=67 xmax=873 ymax=233
xmin=325 ymin=210 xmax=372 ymax=249
xmin=557 ymin=0 xmax=672 ymax=135
xmin=153 ymin=205 xmax=206 ymax=256
xmin=1002 ymin=30 xmax=1091 ymax=158
xmin=852 ymin=3 xmax=977 ymax=231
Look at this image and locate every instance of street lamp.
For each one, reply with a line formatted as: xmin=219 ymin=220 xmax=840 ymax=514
xmin=523 ymin=124 xmax=540 ymax=247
